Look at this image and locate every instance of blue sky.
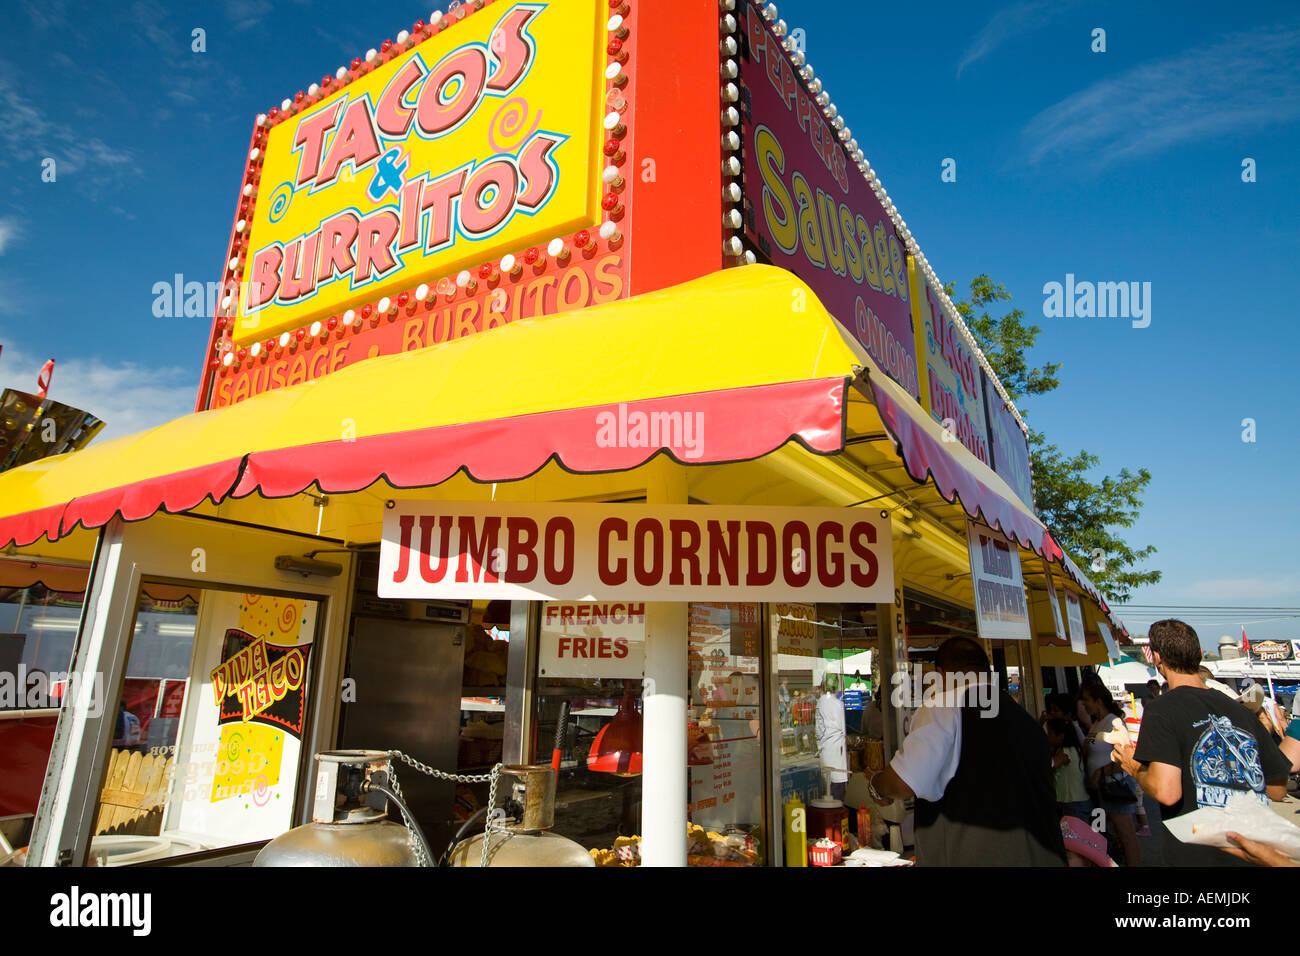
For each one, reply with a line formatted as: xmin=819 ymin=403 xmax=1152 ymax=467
xmin=2 ymin=1 xmax=1298 ymax=640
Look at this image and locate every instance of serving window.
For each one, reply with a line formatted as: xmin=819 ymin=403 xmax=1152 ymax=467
xmin=86 ymin=585 xmax=321 ymax=865
xmin=687 ymin=602 xmax=764 ymax=866
xmin=532 ymin=601 xmax=646 ymax=861
xmin=772 ymin=602 xmax=881 ymax=814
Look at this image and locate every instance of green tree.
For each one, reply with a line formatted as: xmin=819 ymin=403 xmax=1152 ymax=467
xmin=945 ymin=275 xmax=1160 ymax=603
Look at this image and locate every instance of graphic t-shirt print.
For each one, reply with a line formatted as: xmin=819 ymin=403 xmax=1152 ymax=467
xmin=1190 ymin=714 xmax=1267 ymax=808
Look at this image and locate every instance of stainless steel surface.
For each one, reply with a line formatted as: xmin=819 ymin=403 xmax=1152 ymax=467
xmin=449 ymin=830 xmax=595 ymax=867
xmin=253 ymin=820 xmax=419 ymax=867
xmin=503 ymin=601 xmax=537 ymax=766
xmin=337 ymin=617 xmax=464 ymax=853
xmin=496 ymin=764 xmax=556 ymax=832
xmin=311 ymin=750 xmax=392 ymax=824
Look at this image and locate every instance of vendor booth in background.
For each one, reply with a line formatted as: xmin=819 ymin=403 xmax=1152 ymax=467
xmin=1 ymin=0 xmax=1124 ymax=868
xmin=0 ymin=358 xmax=105 ymax=860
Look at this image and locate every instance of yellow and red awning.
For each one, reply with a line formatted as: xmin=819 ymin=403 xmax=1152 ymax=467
xmin=0 ymin=267 xmax=855 ymax=547
xmin=0 ymin=262 xmax=1112 ymax=624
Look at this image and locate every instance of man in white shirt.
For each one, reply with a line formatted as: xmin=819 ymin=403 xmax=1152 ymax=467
xmin=814 ymin=677 xmax=848 ymax=801
xmin=866 ymin=637 xmax=1065 ymax=866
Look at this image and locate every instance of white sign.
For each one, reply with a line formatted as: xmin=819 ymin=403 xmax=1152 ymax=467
xmin=1064 ymin=590 xmax=1087 ymax=652
xmin=538 ymin=602 xmax=645 ymax=679
xmin=1097 ymin=620 xmax=1120 ymax=660
xmin=1039 ymin=558 xmax=1077 ymax=652
xmin=379 ymin=502 xmax=893 ymax=602
xmin=966 ymin=522 xmax=1031 ymax=641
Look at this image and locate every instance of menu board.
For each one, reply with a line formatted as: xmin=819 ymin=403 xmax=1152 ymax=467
xmin=688 ymin=604 xmax=762 ymax=835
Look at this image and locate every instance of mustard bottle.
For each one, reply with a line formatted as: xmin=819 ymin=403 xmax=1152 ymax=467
xmin=784 ymin=794 xmax=807 ymax=868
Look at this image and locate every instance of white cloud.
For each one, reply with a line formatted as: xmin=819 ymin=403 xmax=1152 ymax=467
xmin=0 ymin=342 xmax=193 ymax=444
xmin=1022 ymin=24 xmax=1300 ymax=168
xmin=0 ymin=69 xmax=136 ymax=183
xmin=958 ymin=0 xmax=1080 ymax=76
xmin=0 ymin=217 xmax=18 ymax=255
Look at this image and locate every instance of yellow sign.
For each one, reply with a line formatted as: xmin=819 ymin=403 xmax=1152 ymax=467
xmin=234 ymin=0 xmax=605 ymax=345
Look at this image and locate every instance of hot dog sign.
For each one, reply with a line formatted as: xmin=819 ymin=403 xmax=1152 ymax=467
xmin=232 ymin=0 xmax=606 ymax=346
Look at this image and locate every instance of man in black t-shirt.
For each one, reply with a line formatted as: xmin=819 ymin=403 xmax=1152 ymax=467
xmin=1113 ymin=619 xmax=1291 ymax=867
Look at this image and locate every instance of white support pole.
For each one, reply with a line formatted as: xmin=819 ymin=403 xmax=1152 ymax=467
xmin=640 ymin=458 xmax=689 ymax=867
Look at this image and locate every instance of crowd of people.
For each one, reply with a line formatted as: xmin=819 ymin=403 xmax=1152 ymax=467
xmin=867 ymin=620 xmax=1300 ymax=867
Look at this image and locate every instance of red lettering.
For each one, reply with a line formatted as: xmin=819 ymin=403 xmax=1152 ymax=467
xmin=633 ymin=518 xmax=664 ymax=586
xmin=418 ymin=515 xmax=453 ymax=583
xmin=598 ymin=517 xmax=627 ymax=585
xmin=544 ymin=517 xmax=575 ymax=585
xmin=392 ymin=514 xmax=415 ymax=583
xmin=375 ymin=59 xmax=425 ymax=137
xmin=598 ymin=637 xmax=612 ymax=658
xmin=417 ymin=47 xmax=487 ymax=135
xmin=293 ymin=101 xmax=342 ymax=186
xmin=455 ymin=516 xmax=501 ymax=583
xmin=279 ymin=233 xmax=320 ymax=301
xmin=247 ymin=245 xmax=282 ymax=309
xmin=557 ymin=635 xmax=571 ymax=657
xmin=613 ymin=638 xmax=628 ymax=659
xmin=745 ymin=521 xmax=776 ymax=586
xmin=355 ymin=210 xmax=400 ymax=283
xmin=668 ymin=519 xmax=702 ymax=586
xmin=486 ymin=7 xmax=539 ymax=91
xmin=317 ymin=97 xmax=382 ymax=186
xmin=315 ymin=212 xmax=358 ymax=283
xmin=460 ymin=160 xmax=518 ymax=236
xmin=705 ymin=520 xmax=740 ymax=587
xmin=504 ymin=517 xmax=538 ymax=583
xmin=782 ymin=521 xmax=812 ymax=587
xmin=573 ymin=637 xmax=589 ymax=657
xmin=421 ymin=168 xmax=467 ymax=252
xmin=516 ymin=134 xmax=561 ymax=209
xmin=849 ymin=521 xmax=879 ymax=587
xmin=816 ymin=521 xmax=845 ymax=588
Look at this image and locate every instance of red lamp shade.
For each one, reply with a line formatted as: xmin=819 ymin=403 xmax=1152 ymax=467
xmin=587 ymin=683 xmax=642 ymax=776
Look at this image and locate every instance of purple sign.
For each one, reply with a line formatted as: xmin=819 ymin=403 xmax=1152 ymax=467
xmin=738 ymin=6 xmax=919 ymax=400
xmin=982 ymin=369 xmax=1035 ymax=510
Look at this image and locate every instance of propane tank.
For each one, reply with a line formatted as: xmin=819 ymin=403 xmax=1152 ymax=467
xmin=449 ymin=764 xmax=593 ymax=867
xmin=254 ymin=751 xmax=420 ymax=867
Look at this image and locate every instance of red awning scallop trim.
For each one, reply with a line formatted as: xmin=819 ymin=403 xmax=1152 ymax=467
xmin=235 ymin=377 xmax=846 ymax=497
xmin=0 ymin=377 xmax=846 ymax=548
xmin=862 ymin=370 xmax=1060 ymax=559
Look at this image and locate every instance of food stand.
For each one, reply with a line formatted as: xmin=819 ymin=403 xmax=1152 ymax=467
xmin=0 ymin=0 xmax=1124 ymax=867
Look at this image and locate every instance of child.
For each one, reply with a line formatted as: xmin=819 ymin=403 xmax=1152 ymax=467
xmin=1046 ymin=717 xmax=1090 ymax=821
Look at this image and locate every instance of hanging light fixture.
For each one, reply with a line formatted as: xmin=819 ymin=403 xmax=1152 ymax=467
xmin=587 ymin=680 xmax=643 ymax=776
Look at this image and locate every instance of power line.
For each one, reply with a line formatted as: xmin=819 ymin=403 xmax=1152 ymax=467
xmin=1112 ymin=604 xmax=1300 ymax=611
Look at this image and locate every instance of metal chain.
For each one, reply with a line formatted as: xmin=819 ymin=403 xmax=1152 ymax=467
xmin=387 ymin=750 xmax=503 ymax=868
xmin=383 ymin=759 xmax=430 ymax=868
xmin=389 ymin=749 xmax=494 ymax=784
xmin=481 ymin=765 xmax=502 ymax=868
